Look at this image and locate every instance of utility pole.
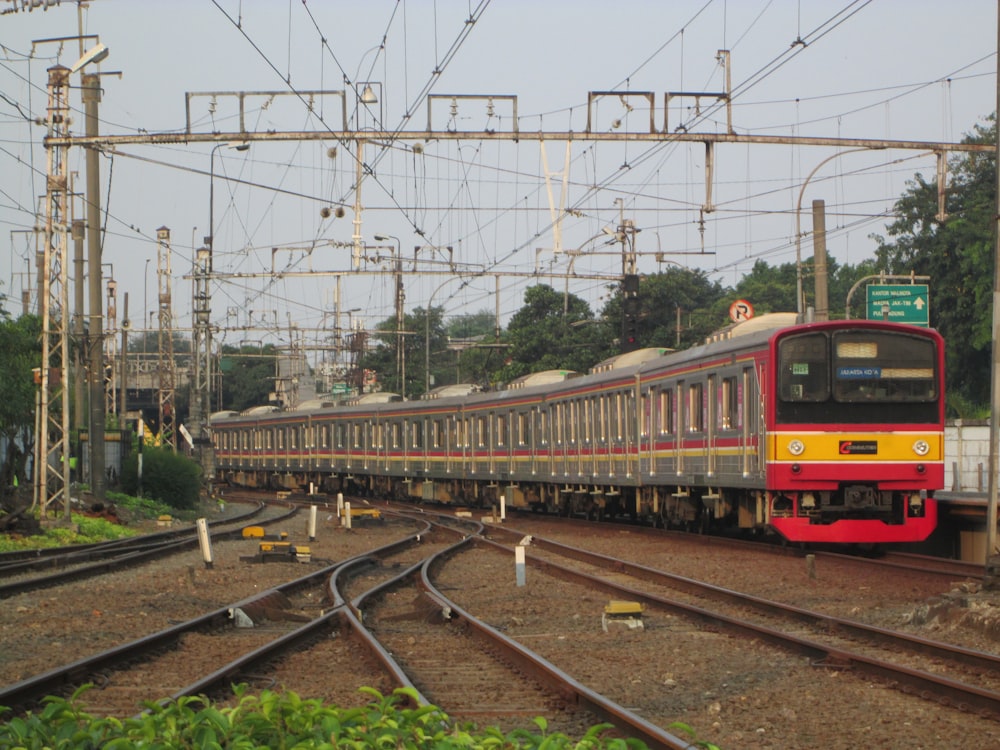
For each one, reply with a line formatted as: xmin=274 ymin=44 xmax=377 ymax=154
xmin=83 ymin=70 xmax=106 ymax=502
xmin=156 ymin=228 xmax=178 ymax=451
xmin=34 ymin=63 xmax=72 ymax=520
xmin=72 ymin=219 xmax=86 ymax=438
xmin=985 ymin=6 xmax=1000 ymax=583
xmin=120 ymin=292 xmax=128 ymax=419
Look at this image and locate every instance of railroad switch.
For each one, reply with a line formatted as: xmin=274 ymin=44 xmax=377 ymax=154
xmin=602 ymin=600 xmax=645 ymax=632
xmin=240 ymin=540 xmax=312 ymax=563
xmin=242 ymin=526 xmax=291 ymax=541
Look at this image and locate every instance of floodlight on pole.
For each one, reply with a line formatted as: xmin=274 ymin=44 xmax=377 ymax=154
xmin=70 ymin=43 xmax=109 ymax=73
xmin=208 ymin=142 xmax=250 ymax=271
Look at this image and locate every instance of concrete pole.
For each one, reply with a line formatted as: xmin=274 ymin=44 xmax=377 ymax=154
xmin=83 ymin=72 xmax=106 ymax=501
xmin=985 ymin=3 xmax=1000 ymax=576
xmin=72 ymin=219 xmax=86 ymax=440
xmin=811 ymin=199 xmax=829 ymax=322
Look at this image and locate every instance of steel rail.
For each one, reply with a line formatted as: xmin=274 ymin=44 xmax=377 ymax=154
xmin=481 ymin=529 xmax=1000 ymax=720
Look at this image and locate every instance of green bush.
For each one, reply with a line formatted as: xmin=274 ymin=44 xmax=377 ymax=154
xmin=0 ymin=686 xmax=672 ymax=749
xmin=119 ymin=447 xmax=202 ymax=511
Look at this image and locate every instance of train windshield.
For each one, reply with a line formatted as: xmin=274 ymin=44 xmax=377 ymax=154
xmin=777 ymin=329 xmax=939 ymax=423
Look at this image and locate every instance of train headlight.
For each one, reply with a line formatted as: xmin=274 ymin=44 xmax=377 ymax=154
xmin=912 ymin=439 xmax=930 ymax=456
xmin=788 ymin=439 xmax=805 ymax=456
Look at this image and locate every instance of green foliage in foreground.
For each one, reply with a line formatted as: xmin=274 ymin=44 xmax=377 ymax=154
xmin=0 ymin=491 xmax=190 ymax=553
xmin=0 ymin=511 xmax=136 ymax=552
xmin=0 ymin=685 xmax=721 ymax=749
xmin=119 ymin=446 xmax=203 ymax=511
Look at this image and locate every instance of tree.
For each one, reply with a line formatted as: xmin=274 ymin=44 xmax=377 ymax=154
xmin=733 ymin=260 xmax=798 ymax=317
xmin=0 ymin=313 xmax=40 ymax=497
xmin=219 ymin=343 xmax=279 ymax=412
xmin=493 ymin=285 xmax=609 ymax=383
xmin=601 ymin=267 xmax=729 ymax=352
xmin=445 ymin=310 xmax=499 ymax=390
xmin=872 ymin=116 xmax=996 ymax=409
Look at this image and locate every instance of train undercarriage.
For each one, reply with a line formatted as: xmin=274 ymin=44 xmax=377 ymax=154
xmin=219 ymin=462 xmax=934 ymax=545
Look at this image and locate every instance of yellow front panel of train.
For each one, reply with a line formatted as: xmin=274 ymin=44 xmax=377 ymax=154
xmin=769 ymin=431 xmax=942 ymax=461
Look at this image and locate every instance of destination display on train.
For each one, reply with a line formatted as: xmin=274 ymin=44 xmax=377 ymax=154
xmin=837 ymin=366 xmax=882 ymax=379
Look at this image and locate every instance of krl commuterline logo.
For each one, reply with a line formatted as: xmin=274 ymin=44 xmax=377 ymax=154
xmin=839 ymin=440 xmax=878 ymax=455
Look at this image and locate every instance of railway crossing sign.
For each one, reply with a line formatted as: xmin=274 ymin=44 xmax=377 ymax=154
xmin=865 ymin=284 xmax=929 ymax=327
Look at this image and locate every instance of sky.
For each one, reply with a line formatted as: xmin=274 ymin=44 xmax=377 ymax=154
xmin=0 ymin=0 xmax=996 ymax=363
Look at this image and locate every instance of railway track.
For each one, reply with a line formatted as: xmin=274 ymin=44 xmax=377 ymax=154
xmin=503 ymin=507 xmax=986 ymax=583
xmin=0 ymin=511 xmax=689 ymax=748
xmin=481 ymin=520 xmax=1000 ymax=721
xmin=0 ymin=502 xmax=296 ymax=599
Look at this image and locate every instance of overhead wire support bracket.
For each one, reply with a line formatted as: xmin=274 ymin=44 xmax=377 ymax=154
xmin=426 ymin=94 xmax=518 ymax=134
xmin=585 ymin=91 xmax=656 ymax=134
xmin=185 ymin=90 xmax=348 ymax=135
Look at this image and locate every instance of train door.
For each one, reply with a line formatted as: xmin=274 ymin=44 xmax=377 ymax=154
xmin=364 ymin=419 xmax=373 ymax=472
xmin=581 ymin=394 xmax=596 ymax=476
xmin=609 ymin=392 xmax=620 ymax=478
xmin=567 ymin=397 xmax=584 ymax=477
xmin=539 ymin=405 xmax=548 ymax=478
xmin=486 ymin=411 xmax=495 ymax=475
xmin=305 ymin=416 xmax=314 ymax=471
xmin=675 ymin=380 xmax=686 ymax=476
xmin=706 ymin=374 xmax=717 ymax=477
xmin=460 ymin=412 xmax=469 ymax=473
xmin=553 ymin=401 xmax=571 ymax=477
xmin=628 ymin=381 xmax=641 ymax=480
xmin=643 ymin=386 xmax=656 ymax=477
xmin=745 ymin=364 xmax=763 ymax=477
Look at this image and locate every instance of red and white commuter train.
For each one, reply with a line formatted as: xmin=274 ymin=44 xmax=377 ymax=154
xmin=211 ymin=313 xmax=944 ymax=544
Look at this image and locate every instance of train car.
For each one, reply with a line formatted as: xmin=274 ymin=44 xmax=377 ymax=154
xmin=210 ymin=313 xmax=944 ymax=545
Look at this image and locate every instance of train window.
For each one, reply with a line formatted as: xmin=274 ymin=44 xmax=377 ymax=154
xmin=832 ymin=331 xmax=937 ymax=402
xmin=778 ymin=332 xmax=830 ymax=402
xmin=497 ymin=414 xmax=506 ymax=447
xmin=721 ymin=376 xmax=738 ymax=429
xmin=390 ymin=423 xmax=400 ymax=449
xmin=554 ymin=403 xmax=564 ymax=446
xmin=614 ymin=393 xmax=624 ymax=440
xmin=688 ymin=383 xmax=704 ymax=432
xmin=540 ymin=409 xmax=549 ymax=446
xmin=658 ymin=389 xmax=674 ymax=434
xmin=517 ymin=413 xmax=526 ymax=446
xmin=352 ymin=424 xmax=362 ymax=449
xmin=640 ymin=392 xmax=650 ymax=437
xmin=475 ymin=416 xmax=486 ymax=448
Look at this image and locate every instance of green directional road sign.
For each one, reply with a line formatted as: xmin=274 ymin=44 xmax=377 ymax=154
xmin=866 ymin=284 xmax=930 ymax=327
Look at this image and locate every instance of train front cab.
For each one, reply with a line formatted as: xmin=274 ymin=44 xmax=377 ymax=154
xmin=765 ymin=322 xmax=943 ymax=544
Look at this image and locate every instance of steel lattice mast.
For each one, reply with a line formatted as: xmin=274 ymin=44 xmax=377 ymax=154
xmin=155 ymin=227 xmax=178 ymax=451
xmin=34 ymin=64 xmax=72 ymax=519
